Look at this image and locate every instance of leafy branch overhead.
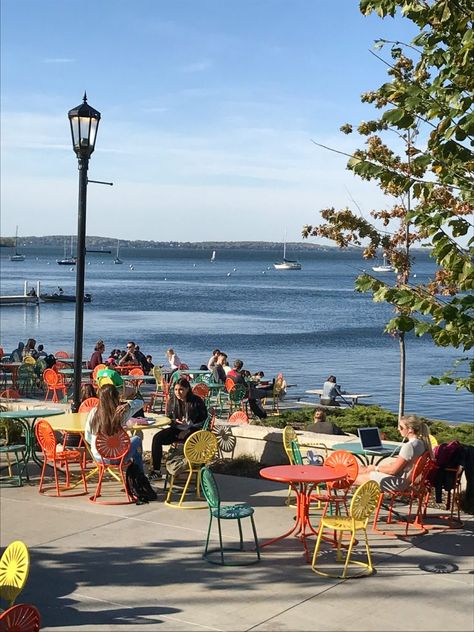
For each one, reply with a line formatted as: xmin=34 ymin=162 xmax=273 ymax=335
xmin=304 ymin=0 xmax=474 ymax=392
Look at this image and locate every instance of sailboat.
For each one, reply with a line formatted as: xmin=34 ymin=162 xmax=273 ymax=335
xmin=210 ymin=250 xmax=216 ymax=263
xmin=57 ymin=236 xmax=77 ymax=265
xmin=114 ymin=239 xmax=123 ymax=264
xmin=372 ymin=255 xmax=394 ymax=273
xmin=274 ymin=238 xmax=302 ymax=270
xmin=10 ymin=226 xmax=26 ymax=261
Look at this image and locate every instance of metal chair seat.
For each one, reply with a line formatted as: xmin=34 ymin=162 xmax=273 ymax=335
xmin=211 ymin=503 xmax=255 ymax=520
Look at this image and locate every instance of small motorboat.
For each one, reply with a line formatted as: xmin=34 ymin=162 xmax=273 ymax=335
xmin=40 ymin=292 xmax=92 ymax=303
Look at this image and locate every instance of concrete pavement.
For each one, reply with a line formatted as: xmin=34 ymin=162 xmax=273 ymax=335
xmin=1 ymin=467 xmax=473 ymax=631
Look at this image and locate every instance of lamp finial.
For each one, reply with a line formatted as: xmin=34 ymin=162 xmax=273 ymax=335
xmin=83 ymin=91 xmax=88 ymax=103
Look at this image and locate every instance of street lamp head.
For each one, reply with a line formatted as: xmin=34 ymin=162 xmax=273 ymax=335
xmin=68 ymin=92 xmax=101 ymax=158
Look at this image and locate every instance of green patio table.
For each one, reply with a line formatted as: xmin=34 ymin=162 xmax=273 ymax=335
xmin=331 ymin=441 xmax=401 ymax=466
xmin=0 ymin=408 xmax=65 ymax=469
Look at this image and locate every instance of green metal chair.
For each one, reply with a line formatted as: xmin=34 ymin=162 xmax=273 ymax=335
xmin=17 ymin=365 xmax=36 ymax=397
xmin=0 ymin=417 xmax=28 ymax=487
xmin=200 ymin=466 xmax=261 ymax=565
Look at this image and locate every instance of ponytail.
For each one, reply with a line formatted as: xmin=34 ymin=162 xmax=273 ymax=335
xmin=401 ymin=415 xmax=433 ymax=459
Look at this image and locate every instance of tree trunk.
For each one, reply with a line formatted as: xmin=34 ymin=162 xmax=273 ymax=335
xmin=399 ymin=331 xmax=406 ymax=420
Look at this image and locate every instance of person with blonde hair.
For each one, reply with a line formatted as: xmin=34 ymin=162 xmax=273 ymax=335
xmin=355 ymin=415 xmax=432 ymax=492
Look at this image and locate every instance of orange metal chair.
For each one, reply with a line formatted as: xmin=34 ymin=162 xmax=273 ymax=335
xmin=312 ymin=450 xmax=359 ymax=518
xmin=92 ymin=364 xmax=107 ymax=384
xmin=90 ymin=429 xmax=133 ymax=504
xmin=35 ymin=420 xmax=88 ymax=497
xmin=78 ymin=397 xmax=99 ymax=412
xmin=228 ymin=411 xmax=249 ymax=425
xmin=42 ymin=368 xmax=66 ymax=403
xmin=373 ymin=452 xmax=434 ymax=534
xmin=54 ymin=351 xmax=69 ymax=358
xmin=0 ymin=603 xmax=41 ymax=631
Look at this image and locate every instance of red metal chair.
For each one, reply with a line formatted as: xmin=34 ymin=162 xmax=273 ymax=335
xmin=192 ymin=383 xmax=209 ymax=400
xmin=228 ymin=411 xmax=249 ymax=425
xmin=35 ymin=419 xmax=88 ymax=497
xmin=0 ymin=604 xmax=41 ymax=632
xmin=372 ymin=452 xmax=434 ymax=534
xmin=90 ymin=429 xmax=133 ymax=505
xmin=0 ymin=389 xmax=21 ymax=400
xmin=54 ymin=351 xmax=69 ymax=358
xmin=42 ymin=368 xmax=66 ymax=403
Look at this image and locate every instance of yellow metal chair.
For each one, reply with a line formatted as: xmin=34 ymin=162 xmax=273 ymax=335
xmin=0 ymin=540 xmax=30 ymax=608
xmin=282 ymin=426 xmax=298 ymax=505
xmin=311 ymin=480 xmax=380 ymax=579
xmin=429 ymin=434 xmax=438 ymax=448
xmin=165 ymin=430 xmax=218 ymax=509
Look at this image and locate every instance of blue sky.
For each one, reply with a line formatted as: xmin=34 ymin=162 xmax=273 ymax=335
xmin=1 ymin=0 xmax=418 ymax=242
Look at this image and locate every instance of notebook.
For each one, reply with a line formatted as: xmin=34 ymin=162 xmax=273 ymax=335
xmin=358 ymin=427 xmax=393 ymax=452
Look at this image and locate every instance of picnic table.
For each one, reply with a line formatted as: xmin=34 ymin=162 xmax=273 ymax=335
xmin=305 ymin=389 xmax=372 ymax=407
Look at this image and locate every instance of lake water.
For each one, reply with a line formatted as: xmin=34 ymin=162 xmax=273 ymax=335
xmin=1 ymin=246 xmax=472 ymax=423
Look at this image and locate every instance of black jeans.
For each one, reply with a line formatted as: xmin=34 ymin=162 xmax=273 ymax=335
xmin=151 ymin=427 xmax=181 ymax=471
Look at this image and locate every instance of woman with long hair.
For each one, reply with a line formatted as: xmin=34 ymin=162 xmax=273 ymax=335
xmin=149 ymin=377 xmax=207 ymax=480
xmin=355 ymin=415 xmax=433 ymax=492
xmin=84 ymin=384 xmax=144 ymax=471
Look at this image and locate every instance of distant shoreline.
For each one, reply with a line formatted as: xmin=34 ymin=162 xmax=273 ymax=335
xmin=0 ymin=236 xmax=432 ymax=252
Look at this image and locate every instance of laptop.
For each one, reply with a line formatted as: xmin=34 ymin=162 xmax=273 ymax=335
xmin=358 ymin=427 xmax=393 ymax=453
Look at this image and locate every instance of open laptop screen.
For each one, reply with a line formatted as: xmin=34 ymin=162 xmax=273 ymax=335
xmin=358 ymin=427 xmax=383 ymax=450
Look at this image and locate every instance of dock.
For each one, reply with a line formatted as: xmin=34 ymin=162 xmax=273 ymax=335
xmin=0 ymin=280 xmax=40 ymax=306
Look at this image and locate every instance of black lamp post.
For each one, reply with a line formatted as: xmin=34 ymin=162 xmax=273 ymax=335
xmin=68 ymin=93 xmax=101 ymax=412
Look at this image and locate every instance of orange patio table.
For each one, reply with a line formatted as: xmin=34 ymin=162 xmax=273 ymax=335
xmin=260 ymin=464 xmax=347 ymax=561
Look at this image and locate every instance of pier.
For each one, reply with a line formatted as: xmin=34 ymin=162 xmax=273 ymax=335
xmin=0 ymin=280 xmax=40 ymax=306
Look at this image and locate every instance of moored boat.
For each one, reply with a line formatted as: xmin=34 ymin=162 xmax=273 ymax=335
xmin=10 ymin=226 xmax=26 ymax=261
xmin=40 ymin=292 xmax=91 ymax=303
xmin=274 ymin=238 xmax=302 ymax=270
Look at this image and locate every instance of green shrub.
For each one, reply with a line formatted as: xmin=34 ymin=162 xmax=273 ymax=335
xmin=264 ymin=406 xmax=474 ymax=445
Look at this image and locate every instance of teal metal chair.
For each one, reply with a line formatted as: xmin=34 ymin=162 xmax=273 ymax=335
xmin=200 ymin=466 xmax=261 ymax=565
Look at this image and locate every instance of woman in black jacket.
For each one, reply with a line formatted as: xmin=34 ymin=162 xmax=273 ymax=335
xmin=149 ymin=378 xmax=207 ymax=480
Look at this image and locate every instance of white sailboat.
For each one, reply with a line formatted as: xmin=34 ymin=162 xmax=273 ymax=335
xmin=274 ymin=238 xmax=301 ymax=270
xmin=57 ymin=236 xmax=76 ymax=265
xmin=210 ymin=250 xmax=216 ymax=263
xmin=114 ymin=239 xmax=123 ymax=264
xmin=372 ymin=255 xmax=394 ymax=273
xmin=10 ymin=226 xmax=26 ymax=261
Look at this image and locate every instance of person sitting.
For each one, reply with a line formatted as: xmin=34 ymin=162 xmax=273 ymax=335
xmin=146 ymin=355 xmax=154 ymax=372
xmin=84 ymin=383 xmax=145 ymax=472
xmin=207 ymin=348 xmax=220 ymax=370
xmin=57 ymin=287 xmax=64 ymax=295
xmin=306 ymin=409 xmax=346 ymax=435
xmin=212 ymin=353 xmax=228 ymax=383
xmin=166 ymin=348 xmax=182 ymax=371
xmin=149 ymin=377 xmax=207 ymax=480
xmin=11 ymin=341 xmax=24 ymax=362
xmin=36 ymin=344 xmax=47 ymax=358
xmin=355 ymin=415 xmax=433 ymax=492
xmin=227 ymin=359 xmax=267 ymax=419
xmin=88 ymin=340 xmax=105 ymax=370
xmin=135 ymin=344 xmax=151 ymax=372
xmin=320 ymin=375 xmax=345 ymax=406
xmin=119 ymin=341 xmax=139 ymax=366
xmin=23 ymin=338 xmax=38 ymax=360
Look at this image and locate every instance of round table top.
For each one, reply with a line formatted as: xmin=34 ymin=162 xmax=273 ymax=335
xmin=58 ymin=368 xmax=93 ymax=375
xmin=47 ymin=412 xmax=171 ymax=432
xmin=57 ymin=357 xmax=75 ymax=364
xmin=260 ymin=464 xmax=347 ymax=485
xmin=179 ymin=369 xmax=211 ymax=375
xmin=332 ymin=442 xmax=400 ymax=455
xmin=122 ymin=374 xmax=156 ymax=381
xmin=0 ymin=408 xmax=65 ymax=420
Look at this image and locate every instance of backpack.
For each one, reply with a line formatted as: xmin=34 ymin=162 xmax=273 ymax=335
xmin=125 ymin=462 xmax=158 ymax=505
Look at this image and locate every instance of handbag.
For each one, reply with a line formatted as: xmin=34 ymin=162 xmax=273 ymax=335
xmin=166 ymin=454 xmax=188 ymax=476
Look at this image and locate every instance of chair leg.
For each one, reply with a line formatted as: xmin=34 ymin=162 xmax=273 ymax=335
xmin=38 ymin=457 xmax=47 ymax=493
xmin=92 ymin=466 xmax=105 ymax=501
xmin=372 ymin=492 xmax=384 ymax=530
xmin=250 ymin=515 xmax=261 ymax=560
xmin=217 ymin=518 xmax=225 ymax=565
xmin=363 ymin=528 xmax=374 ymax=574
xmin=204 ymin=515 xmax=213 ymax=558
xmin=311 ymin=521 xmax=325 ymax=570
xmin=53 ymin=462 xmax=60 ymax=496
xmin=342 ymin=532 xmax=356 ymax=579
xmin=179 ymin=470 xmax=194 ymax=506
xmin=237 ymin=519 xmax=244 ymax=550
